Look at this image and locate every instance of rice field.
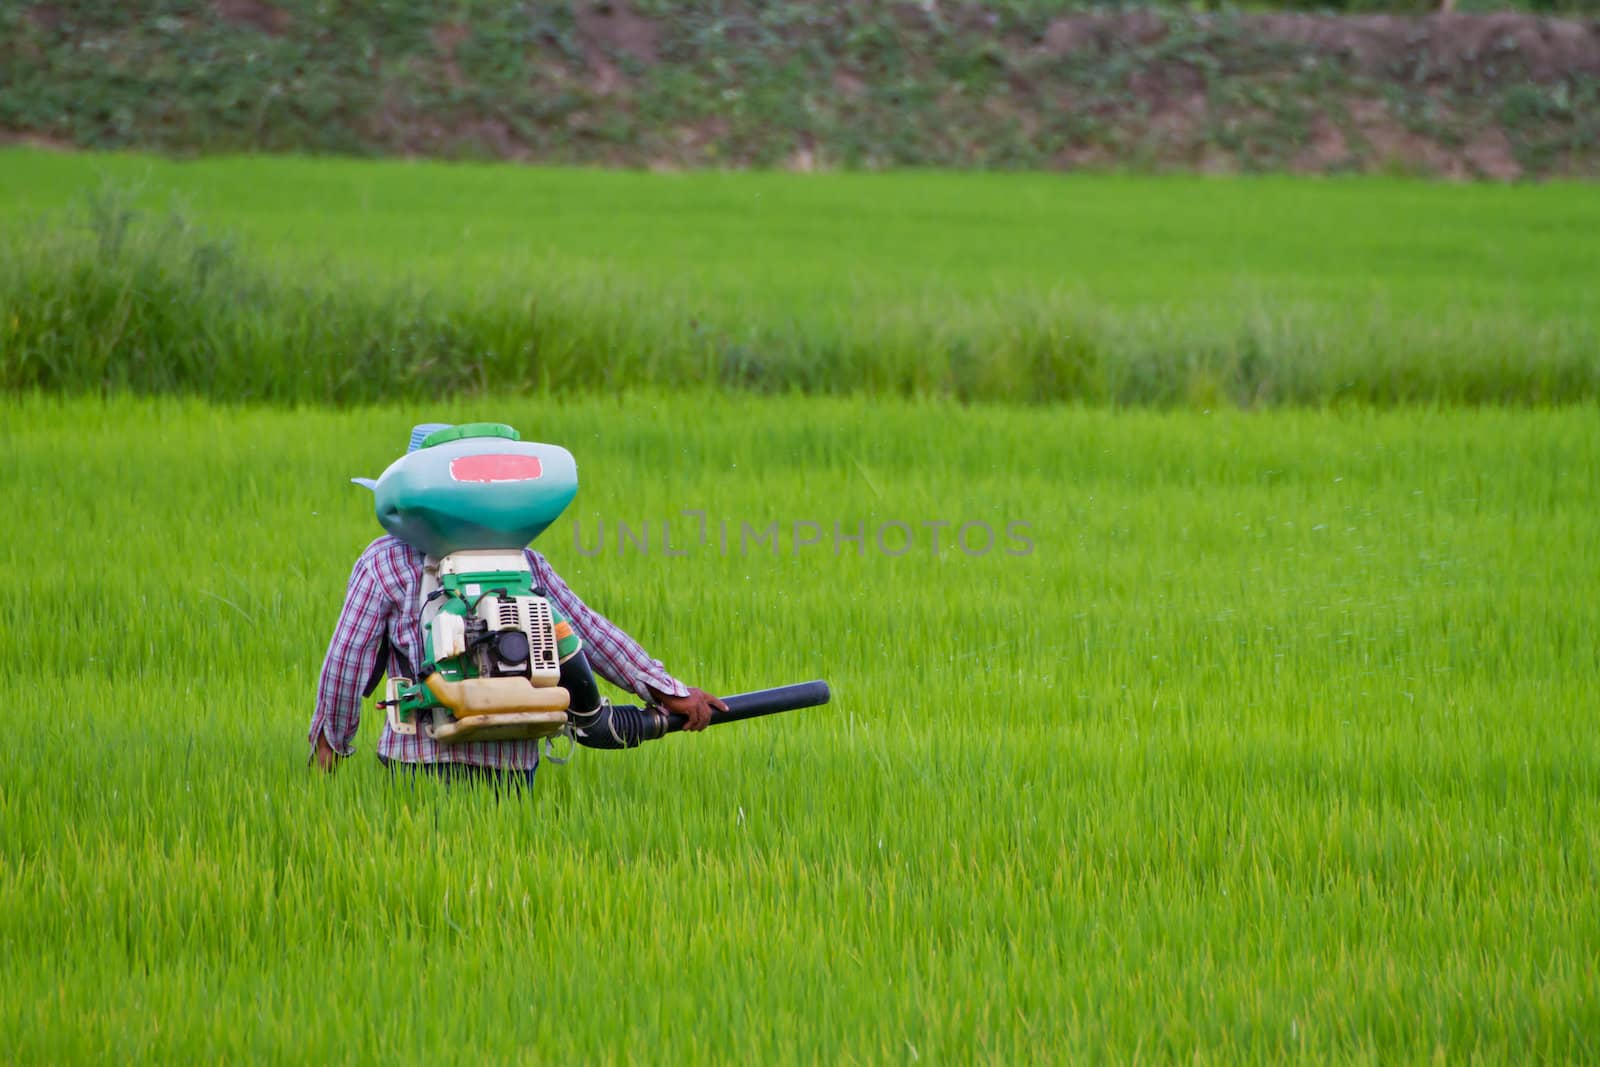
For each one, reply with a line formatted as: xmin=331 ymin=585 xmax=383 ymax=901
xmin=3 ymin=393 xmax=1598 ymax=1061
xmin=3 ymin=151 xmax=1598 ymax=1060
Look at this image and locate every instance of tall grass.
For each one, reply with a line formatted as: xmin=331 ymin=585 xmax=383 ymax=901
xmin=2 ymin=394 xmax=1598 ymax=1060
xmin=2 ymin=151 xmax=1597 ymax=407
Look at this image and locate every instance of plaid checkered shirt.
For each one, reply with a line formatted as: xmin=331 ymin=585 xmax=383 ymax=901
xmin=309 ymin=535 xmax=688 ymax=769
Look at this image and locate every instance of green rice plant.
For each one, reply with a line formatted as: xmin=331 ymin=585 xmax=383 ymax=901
xmin=1 ymin=394 xmax=1596 ymax=1061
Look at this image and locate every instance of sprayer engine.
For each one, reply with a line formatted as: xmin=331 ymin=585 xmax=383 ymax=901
xmin=385 ymin=550 xmax=579 ymax=745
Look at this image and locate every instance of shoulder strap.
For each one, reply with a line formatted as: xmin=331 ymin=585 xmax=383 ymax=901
xmin=361 ymin=634 xmax=392 ymax=697
xmin=361 ymin=551 xmax=430 ymax=696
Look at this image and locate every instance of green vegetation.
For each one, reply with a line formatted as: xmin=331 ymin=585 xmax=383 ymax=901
xmin=2 ymin=151 xmax=1597 ymax=406
xmin=3 ymin=142 xmax=1595 ymax=1058
xmin=3 ymin=394 xmax=1596 ymax=1060
xmin=4 ymin=2 xmax=1598 ymax=177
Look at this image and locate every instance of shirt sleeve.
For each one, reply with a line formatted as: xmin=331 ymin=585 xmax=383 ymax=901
xmin=308 ymin=553 xmax=391 ymax=756
xmin=528 ymin=550 xmax=689 ymax=703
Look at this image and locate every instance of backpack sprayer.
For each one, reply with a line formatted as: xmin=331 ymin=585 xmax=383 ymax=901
xmin=360 ymin=422 xmax=829 ymax=753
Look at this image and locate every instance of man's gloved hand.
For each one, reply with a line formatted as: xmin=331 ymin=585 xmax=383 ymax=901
xmin=655 ymin=687 xmax=728 ymax=732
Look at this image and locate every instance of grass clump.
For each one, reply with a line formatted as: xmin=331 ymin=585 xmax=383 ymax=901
xmin=0 ymin=189 xmax=607 ymax=403
xmin=2 ymin=156 xmax=1597 ymax=407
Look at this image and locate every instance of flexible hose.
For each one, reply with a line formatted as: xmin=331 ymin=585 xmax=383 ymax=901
xmin=571 ymin=680 xmax=831 ymax=750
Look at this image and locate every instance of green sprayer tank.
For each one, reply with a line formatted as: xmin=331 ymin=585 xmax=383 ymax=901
xmin=370 ymin=423 xmax=578 ymax=557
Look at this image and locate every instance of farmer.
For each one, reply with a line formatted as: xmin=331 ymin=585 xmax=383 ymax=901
xmin=308 ymin=424 xmax=725 ymax=787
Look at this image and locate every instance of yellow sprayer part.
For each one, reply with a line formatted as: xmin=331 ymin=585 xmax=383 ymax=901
xmin=423 ymin=676 xmax=571 ymax=718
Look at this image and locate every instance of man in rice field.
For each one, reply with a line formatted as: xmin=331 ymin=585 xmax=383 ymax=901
xmin=308 ymin=424 xmax=724 ymax=788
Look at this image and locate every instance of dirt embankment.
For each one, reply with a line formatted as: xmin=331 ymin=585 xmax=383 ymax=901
xmin=1026 ymin=10 xmax=1600 ymax=178
xmin=5 ymin=2 xmax=1599 ymax=177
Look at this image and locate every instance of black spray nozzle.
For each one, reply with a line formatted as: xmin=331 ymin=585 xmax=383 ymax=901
xmin=571 ymin=680 xmax=831 ymax=751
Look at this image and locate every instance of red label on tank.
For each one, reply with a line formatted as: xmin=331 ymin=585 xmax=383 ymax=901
xmin=449 ymin=455 xmax=543 ymax=483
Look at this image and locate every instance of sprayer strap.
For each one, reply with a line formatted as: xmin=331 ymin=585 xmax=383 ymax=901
xmin=361 ymin=634 xmax=391 ymax=698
